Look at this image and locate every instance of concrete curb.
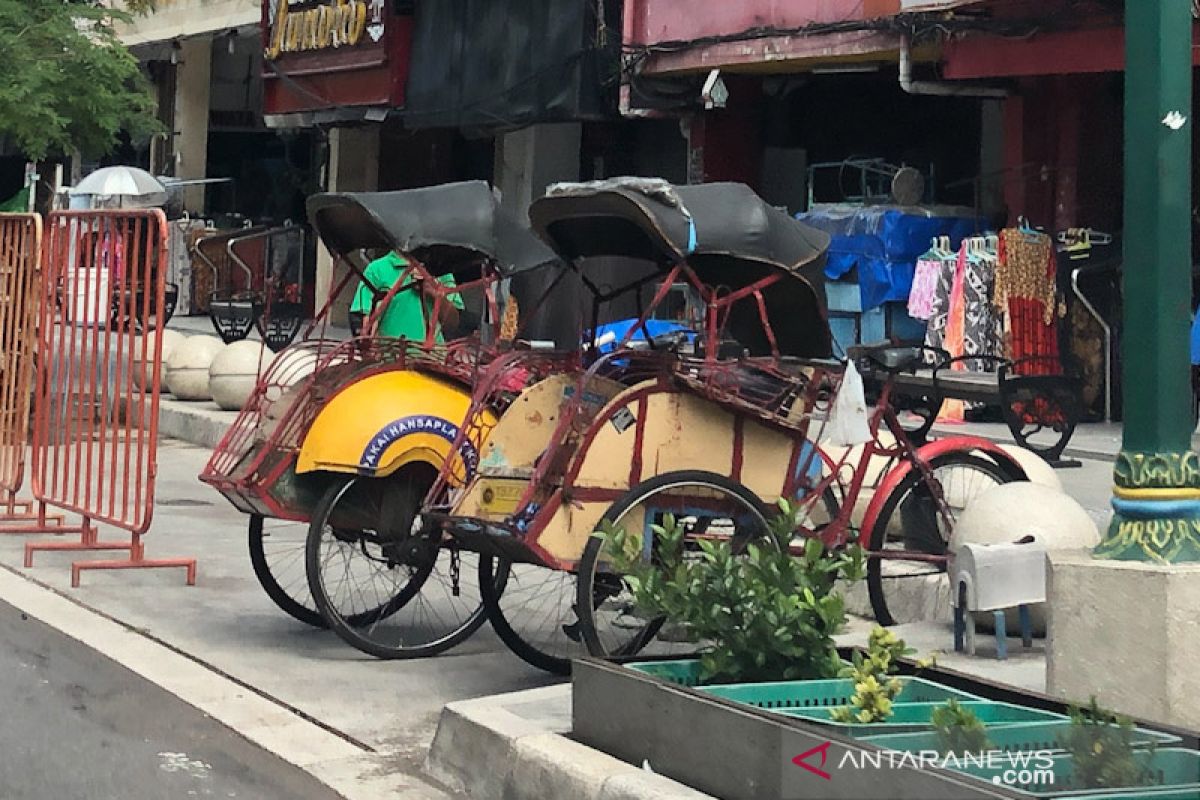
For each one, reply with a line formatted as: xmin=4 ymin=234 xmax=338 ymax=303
xmin=426 ymin=686 xmax=713 ymax=800
xmin=158 ymin=397 xmax=237 ymax=449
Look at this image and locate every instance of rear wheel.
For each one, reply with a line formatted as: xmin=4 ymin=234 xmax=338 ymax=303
xmin=575 ymin=471 xmax=773 ymax=662
xmin=248 ymin=514 xmax=324 ymax=628
xmin=866 ymin=453 xmax=1017 ymax=627
xmin=306 ymin=468 xmax=488 ymax=659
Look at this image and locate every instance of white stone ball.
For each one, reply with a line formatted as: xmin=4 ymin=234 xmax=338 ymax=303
xmin=131 ymin=329 xmax=186 ymax=391
xmin=164 ymin=335 xmax=223 ymax=401
xmin=952 ymin=481 xmax=1099 ymax=636
xmin=209 ymin=340 xmax=268 ymax=411
xmin=993 ymin=445 xmax=1063 ymax=492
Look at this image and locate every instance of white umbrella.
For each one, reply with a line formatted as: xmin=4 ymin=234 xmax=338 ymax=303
xmin=70 ymin=166 xmax=168 ymax=208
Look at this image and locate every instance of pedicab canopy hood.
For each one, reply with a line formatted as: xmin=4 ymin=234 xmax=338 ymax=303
xmin=306 ymin=180 xmax=559 ymax=280
xmin=528 ymin=178 xmax=835 ymax=358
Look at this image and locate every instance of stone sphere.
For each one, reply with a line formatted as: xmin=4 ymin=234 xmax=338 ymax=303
xmin=131 ymin=329 xmax=186 ymax=391
xmin=209 ymin=340 xmax=268 ymax=411
xmin=952 ymin=481 xmax=1099 ymax=636
xmin=993 ymin=445 xmax=1063 ymax=492
xmin=164 ymin=335 xmax=224 ymax=401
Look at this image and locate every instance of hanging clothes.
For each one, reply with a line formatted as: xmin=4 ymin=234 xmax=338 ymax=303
xmin=908 ymin=256 xmax=941 ymax=321
xmin=996 ymin=229 xmax=1060 ymax=375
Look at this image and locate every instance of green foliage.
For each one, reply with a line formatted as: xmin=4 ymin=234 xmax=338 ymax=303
xmin=0 ymin=0 xmax=160 ymax=160
xmin=830 ymin=626 xmax=913 ymax=724
xmin=1065 ymin=697 xmax=1156 ymax=790
xmin=598 ymin=498 xmax=865 ymax=684
xmin=932 ymin=699 xmax=991 ymax=755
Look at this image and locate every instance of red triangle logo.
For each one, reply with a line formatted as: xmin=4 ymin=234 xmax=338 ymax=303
xmin=792 ymin=741 xmax=833 ymax=781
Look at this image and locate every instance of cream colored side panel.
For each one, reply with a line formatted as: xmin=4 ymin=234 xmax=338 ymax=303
xmin=638 ymin=393 xmax=735 ymax=480
xmin=739 ymin=420 xmax=796 ymax=503
xmin=536 ymin=501 xmax=609 ymax=564
xmin=476 ymin=375 xmax=623 ymax=478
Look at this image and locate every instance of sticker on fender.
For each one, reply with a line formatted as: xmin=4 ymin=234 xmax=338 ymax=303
xmin=478 ymin=481 xmax=525 ymax=514
xmin=610 ymin=407 xmax=636 ymax=433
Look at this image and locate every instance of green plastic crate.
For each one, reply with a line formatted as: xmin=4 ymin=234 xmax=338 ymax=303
xmin=1085 ymin=790 xmax=1200 ymax=800
xmin=782 ymin=701 xmax=1066 ymax=736
xmin=861 ymin=721 xmax=1180 ymax=756
xmin=700 ymin=677 xmax=981 ymax=710
xmin=625 ymin=659 xmax=853 ymax=689
xmin=952 ymin=747 xmax=1200 ymax=798
xmin=625 ymin=660 xmax=705 ymax=686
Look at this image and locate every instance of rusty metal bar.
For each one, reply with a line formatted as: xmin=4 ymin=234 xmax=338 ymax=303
xmin=16 ymin=209 xmax=196 ymax=586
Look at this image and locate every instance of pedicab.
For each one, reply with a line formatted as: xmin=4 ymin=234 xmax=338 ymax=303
xmin=199 ymin=182 xmax=559 ymax=657
xmin=381 ymin=178 xmax=1026 ymax=675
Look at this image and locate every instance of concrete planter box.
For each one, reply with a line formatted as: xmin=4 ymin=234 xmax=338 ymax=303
xmin=573 ymin=657 xmax=1200 ymax=800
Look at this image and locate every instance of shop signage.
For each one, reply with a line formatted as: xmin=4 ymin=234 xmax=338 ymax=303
xmin=265 ymin=0 xmax=386 ymax=60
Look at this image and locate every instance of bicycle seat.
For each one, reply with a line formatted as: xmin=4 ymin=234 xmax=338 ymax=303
xmin=859 ymin=345 xmax=923 ymax=373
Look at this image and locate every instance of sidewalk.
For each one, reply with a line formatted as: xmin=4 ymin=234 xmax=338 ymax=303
xmin=0 ymin=440 xmax=555 ymax=798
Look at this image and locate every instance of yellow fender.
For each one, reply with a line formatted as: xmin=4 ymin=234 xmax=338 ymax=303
xmin=296 ymin=369 xmax=492 ymax=479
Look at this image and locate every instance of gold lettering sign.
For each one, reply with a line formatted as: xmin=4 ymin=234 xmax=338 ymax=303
xmin=267 ymin=0 xmax=373 ymax=60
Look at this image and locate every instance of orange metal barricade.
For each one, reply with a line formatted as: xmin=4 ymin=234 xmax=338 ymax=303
xmin=0 ymin=213 xmax=51 ymax=522
xmin=13 ymin=210 xmax=196 ymax=586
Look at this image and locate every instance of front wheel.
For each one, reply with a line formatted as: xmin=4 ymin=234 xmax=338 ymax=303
xmin=248 ymin=514 xmax=325 ymax=628
xmin=866 ymin=453 xmax=1017 ymax=627
xmin=305 ymin=468 xmax=489 ymax=659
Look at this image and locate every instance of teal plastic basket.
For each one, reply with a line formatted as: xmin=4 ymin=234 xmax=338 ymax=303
xmin=625 ymin=660 xmax=705 ymax=686
xmin=1084 ymin=790 xmax=1200 ymax=800
xmin=861 ymin=720 xmax=1180 ymax=756
xmin=700 ymin=677 xmax=981 ymax=710
xmin=782 ymin=700 xmax=1066 ymax=736
xmin=952 ymin=747 xmax=1200 ymax=798
xmin=625 ymin=659 xmax=853 ymax=689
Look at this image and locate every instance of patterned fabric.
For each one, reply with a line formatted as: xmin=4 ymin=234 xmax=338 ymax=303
xmin=923 ymin=255 xmax=957 ymax=360
xmin=907 ymin=258 xmax=941 ymax=320
xmin=961 ymin=252 xmax=1000 ymax=371
xmin=996 ymin=230 xmax=1060 ymax=374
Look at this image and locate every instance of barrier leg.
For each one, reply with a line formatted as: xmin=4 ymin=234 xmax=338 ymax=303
xmin=24 ymin=516 xmax=132 ymax=569
xmin=0 ymin=495 xmax=67 ymax=528
xmin=71 ymin=532 xmax=196 ymax=588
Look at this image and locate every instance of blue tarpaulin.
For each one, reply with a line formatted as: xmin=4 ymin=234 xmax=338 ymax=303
xmin=796 ymin=206 xmax=985 ymax=311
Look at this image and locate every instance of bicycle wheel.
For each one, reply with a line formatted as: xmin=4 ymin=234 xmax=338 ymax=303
xmin=248 ymin=514 xmax=324 ymax=628
xmin=866 ymin=453 xmax=1016 ymax=627
xmin=575 ymin=471 xmax=774 ymax=661
xmin=306 ymin=467 xmax=489 ymax=659
xmin=478 ymin=554 xmax=586 ymax=676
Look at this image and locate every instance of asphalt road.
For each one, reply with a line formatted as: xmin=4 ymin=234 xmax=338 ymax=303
xmin=0 ymin=599 xmax=341 ymax=800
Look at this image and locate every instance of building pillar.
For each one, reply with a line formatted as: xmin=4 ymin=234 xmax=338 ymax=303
xmin=174 ymin=37 xmax=212 ymax=213
xmin=315 ymin=126 xmax=380 ymax=326
xmin=493 ymin=123 xmax=582 ymax=217
xmin=1098 ymin=0 xmax=1200 ymax=562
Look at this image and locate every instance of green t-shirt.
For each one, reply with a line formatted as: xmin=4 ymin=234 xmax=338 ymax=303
xmin=351 ymin=252 xmax=464 ymax=341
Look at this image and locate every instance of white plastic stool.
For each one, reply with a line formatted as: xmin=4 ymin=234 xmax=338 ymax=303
xmin=951 ymin=540 xmax=1047 ymax=660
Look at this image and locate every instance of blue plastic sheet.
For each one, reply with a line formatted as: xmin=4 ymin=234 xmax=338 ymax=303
xmin=796 ymin=207 xmax=986 ymax=310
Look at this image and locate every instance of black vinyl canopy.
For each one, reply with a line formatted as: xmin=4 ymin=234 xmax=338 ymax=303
xmin=307 ymin=181 xmax=558 ymax=278
xmin=529 ymin=179 xmax=834 ymax=358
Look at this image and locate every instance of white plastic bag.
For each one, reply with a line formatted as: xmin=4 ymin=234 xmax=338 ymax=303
xmin=828 ymin=361 xmax=872 ymax=446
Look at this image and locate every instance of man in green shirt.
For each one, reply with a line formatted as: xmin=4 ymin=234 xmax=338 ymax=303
xmin=350 ymin=252 xmax=463 ymax=341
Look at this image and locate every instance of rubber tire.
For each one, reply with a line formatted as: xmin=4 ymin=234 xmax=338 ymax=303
xmin=478 ymin=554 xmax=583 ymax=675
xmin=865 ymin=453 xmax=1016 ymax=627
xmin=575 ymin=470 xmax=772 ymax=660
xmin=306 ymin=471 xmax=488 ymax=659
xmin=248 ymin=513 xmax=326 ymax=628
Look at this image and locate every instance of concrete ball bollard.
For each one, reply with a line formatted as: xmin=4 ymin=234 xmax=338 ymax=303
xmin=131 ymin=329 xmax=186 ymax=392
xmin=209 ymin=340 xmax=269 ymax=411
xmin=993 ymin=445 xmax=1063 ymax=491
xmin=951 ymin=481 xmax=1100 ymax=637
xmin=164 ymin=336 xmax=224 ymax=401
